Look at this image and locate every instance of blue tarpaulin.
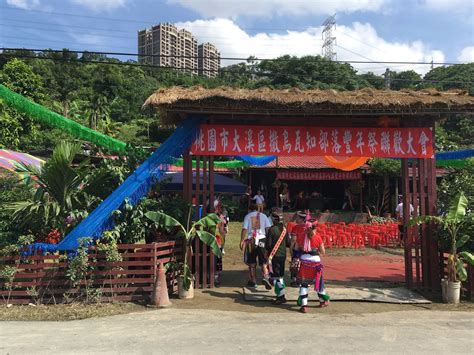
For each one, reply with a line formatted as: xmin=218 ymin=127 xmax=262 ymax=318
xmin=160 ymin=172 xmax=247 ymax=194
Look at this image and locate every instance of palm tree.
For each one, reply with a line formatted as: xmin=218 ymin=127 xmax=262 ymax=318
xmin=10 ymin=142 xmax=101 ymax=235
xmin=86 ymin=95 xmax=110 ymax=131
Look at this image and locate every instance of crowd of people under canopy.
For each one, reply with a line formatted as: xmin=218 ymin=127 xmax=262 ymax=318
xmin=238 ymin=184 xmax=356 ymax=213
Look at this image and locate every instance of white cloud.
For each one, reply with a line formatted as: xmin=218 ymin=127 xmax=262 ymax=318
xmin=6 ymin=0 xmax=40 ymax=9
xmin=176 ymin=19 xmax=444 ymax=74
xmin=421 ymin=0 xmax=474 ymax=12
xmin=169 ymin=0 xmax=388 ymax=18
xmin=70 ymin=0 xmax=127 ymax=12
xmin=458 ymin=46 xmax=474 ymax=63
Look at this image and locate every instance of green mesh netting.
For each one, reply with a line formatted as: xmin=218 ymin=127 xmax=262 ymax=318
xmin=0 ymin=84 xmax=127 ymax=154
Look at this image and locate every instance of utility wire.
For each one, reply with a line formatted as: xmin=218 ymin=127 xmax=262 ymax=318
xmin=2 ymin=52 xmax=473 ymax=85
xmin=0 ymin=21 xmax=324 ymax=44
xmin=0 ymin=5 xmax=322 ymax=32
xmin=0 ymin=47 xmax=464 ymax=65
xmin=0 ymin=23 xmax=318 ymax=44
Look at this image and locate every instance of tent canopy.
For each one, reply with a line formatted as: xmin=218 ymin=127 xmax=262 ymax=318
xmin=160 ymin=172 xmax=247 ymax=194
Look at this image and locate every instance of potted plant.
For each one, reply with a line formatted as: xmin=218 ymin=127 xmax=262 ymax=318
xmin=145 ymin=210 xmax=222 ymax=299
xmin=411 ymin=192 xmax=474 ymax=303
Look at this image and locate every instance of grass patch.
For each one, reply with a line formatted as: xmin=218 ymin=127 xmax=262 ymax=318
xmin=0 ymin=303 xmax=148 ymax=321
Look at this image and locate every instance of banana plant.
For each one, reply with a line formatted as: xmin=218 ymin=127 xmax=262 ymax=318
xmin=145 ymin=210 xmax=222 ymax=290
xmin=410 ymin=192 xmax=474 ymax=282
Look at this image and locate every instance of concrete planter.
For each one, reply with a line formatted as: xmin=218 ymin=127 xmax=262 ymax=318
xmin=178 ymin=276 xmax=194 ymax=299
xmin=446 ymin=281 xmax=461 ymax=304
xmin=441 ymin=279 xmax=448 ymax=303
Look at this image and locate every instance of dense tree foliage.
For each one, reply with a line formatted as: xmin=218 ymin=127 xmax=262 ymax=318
xmin=0 ymin=58 xmax=45 ymax=148
xmin=0 ymin=50 xmax=472 ymax=150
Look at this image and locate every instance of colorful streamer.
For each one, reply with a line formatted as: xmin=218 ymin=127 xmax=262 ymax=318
xmin=323 ymin=156 xmax=369 ymax=171
xmin=0 ymin=84 xmax=127 ymax=154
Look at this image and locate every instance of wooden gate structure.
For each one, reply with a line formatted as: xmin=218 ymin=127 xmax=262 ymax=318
xmin=145 ymin=87 xmax=474 ymax=291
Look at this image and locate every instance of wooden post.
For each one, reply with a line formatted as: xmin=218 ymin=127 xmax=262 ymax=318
xmin=202 ymin=241 xmax=208 ymax=289
xmin=468 ymin=264 xmax=474 ymax=301
xmin=427 ymin=157 xmax=440 ymax=291
xmin=202 ymin=156 xmax=208 ymax=217
xmin=402 ymin=158 xmax=413 ymax=289
xmin=412 ymin=159 xmax=421 ymax=289
xmin=419 ymin=158 xmax=429 ymax=289
xmin=194 ymin=233 xmax=201 ymax=289
xmin=153 ymin=242 xmax=158 ymax=285
xmin=195 ymin=155 xmax=201 ymax=220
xmin=209 ymin=156 xmax=215 ymax=213
xmin=183 ymin=151 xmax=192 ymax=203
xmin=208 ymin=155 xmax=215 ymax=288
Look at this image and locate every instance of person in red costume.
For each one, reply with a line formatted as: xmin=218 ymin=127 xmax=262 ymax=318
xmin=294 ymin=211 xmax=330 ymax=313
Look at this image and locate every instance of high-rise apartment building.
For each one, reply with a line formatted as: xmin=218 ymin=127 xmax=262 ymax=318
xmin=177 ymin=29 xmax=198 ymax=75
xmin=198 ymin=43 xmax=221 ymax=78
xmin=138 ymin=23 xmax=219 ymax=77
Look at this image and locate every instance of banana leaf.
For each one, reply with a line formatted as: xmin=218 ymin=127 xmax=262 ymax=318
xmin=145 ymin=211 xmax=186 ymax=237
xmin=196 ymin=230 xmax=222 ymax=258
xmin=447 ymin=192 xmax=468 ymax=224
xmin=456 ymin=258 xmax=468 ymax=282
xmin=459 ymin=251 xmax=474 ymax=266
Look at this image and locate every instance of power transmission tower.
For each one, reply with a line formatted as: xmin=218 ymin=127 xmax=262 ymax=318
xmin=322 ymin=14 xmax=337 ymax=60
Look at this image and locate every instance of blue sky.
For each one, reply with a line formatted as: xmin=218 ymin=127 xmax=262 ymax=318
xmin=1 ymin=0 xmax=473 ymax=74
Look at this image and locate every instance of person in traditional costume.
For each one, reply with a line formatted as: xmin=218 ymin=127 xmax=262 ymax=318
xmin=289 ymin=212 xmax=305 ymax=287
xmin=214 ymin=208 xmax=229 ymax=286
xmin=294 ymin=211 xmax=330 ymax=313
xmin=240 ymin=203 xmax=273 ymax=289
xmin=265 ymin=209 xmax=290 ymax=305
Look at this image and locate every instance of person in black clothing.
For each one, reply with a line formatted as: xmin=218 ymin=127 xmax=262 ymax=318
xmin=266 ymin=209 xmax=290 ymax=305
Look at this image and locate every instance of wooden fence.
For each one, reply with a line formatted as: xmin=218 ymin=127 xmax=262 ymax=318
xmin=0 ymin=241 xmax=183 ymax=305
xmin=440 ymin=253 xmax=474 ymax=301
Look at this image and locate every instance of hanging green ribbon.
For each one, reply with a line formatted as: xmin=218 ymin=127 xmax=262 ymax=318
xmin=436 ymin=159 xmax=469 ymax=168
xmin=0 ymin=84 xmax=128 ymax=154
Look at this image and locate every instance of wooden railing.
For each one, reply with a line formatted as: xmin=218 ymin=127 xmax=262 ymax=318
xmin=0 ymin=241 xmax=183 ymax=305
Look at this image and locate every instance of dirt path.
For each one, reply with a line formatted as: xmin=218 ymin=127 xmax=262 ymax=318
xmin=170 ymin=222 xmax=473 ymax=314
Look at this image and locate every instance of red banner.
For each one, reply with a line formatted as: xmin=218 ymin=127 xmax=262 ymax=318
xmin=277 ymin=170 xmax=361 ymax=180
xmin=190 ymin=125 xmax=434 ymax=158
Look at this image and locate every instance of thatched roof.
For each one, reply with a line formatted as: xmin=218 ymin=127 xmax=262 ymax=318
xmin=144 ymin=86 xmax=474 ymax=124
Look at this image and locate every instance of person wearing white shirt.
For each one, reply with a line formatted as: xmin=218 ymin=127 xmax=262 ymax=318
xmin=395 ymin=198 xmax=415 ymax=221
xmin=240 ymin=203 xmax=273 ymax=289
xmin=395 ymin=195 xmax=415 ymax=244
xmin=252 ymin=190 xmax=265 ymax=212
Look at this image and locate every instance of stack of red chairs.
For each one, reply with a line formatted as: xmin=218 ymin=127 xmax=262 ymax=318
xmin=312 ymin=221 xmax=400 ymax=249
